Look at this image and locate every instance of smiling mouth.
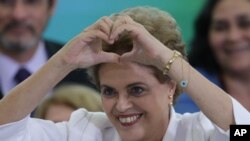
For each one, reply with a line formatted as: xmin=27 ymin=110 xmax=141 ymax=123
xmin=117 ymin=114 xmax=143 ymax=126
xmin=224 ymin=45 xmax=250 ymax=55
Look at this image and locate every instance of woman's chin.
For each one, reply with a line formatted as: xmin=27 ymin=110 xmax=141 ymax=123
xmin=120 ymin=131 xmax=144 ymax=141
xmin=117 ymin=122 xmax=145 ymax=141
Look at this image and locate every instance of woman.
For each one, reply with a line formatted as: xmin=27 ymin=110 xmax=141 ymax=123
xmin=175 ymin=0 xmax=250 ymax=113
xmin=0 ymin=6 xmax=249 ymax=141
xmin=34 ymin=84 xmax=103 ymax=122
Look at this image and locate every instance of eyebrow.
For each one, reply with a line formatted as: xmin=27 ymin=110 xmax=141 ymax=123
xmin=100 ymin=82 xmax=145 ymax=89
xmin=127 ymin=82 xmax=145 ymax=88
xmin=211 ymin=18 xmax=227 ymax=24
xmin=237 ymin=14 xmax=250 ymax=21
xmin=100 ymin=84 xmax=114 ymax=89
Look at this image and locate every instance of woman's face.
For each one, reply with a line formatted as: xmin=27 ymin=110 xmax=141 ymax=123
xmin=99 ymin=62 xmax=175 ymax=141
xmin=209 ymin=0 xmax=250 ymax=74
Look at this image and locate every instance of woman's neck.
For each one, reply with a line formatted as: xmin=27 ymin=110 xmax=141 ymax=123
xmin=222 ymin=72 xmax=250 ymax=111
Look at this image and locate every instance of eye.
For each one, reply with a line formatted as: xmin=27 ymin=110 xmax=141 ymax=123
xmin=101 ymin=87 xmax=117 ymax=98
xmin=0 ymin=0 xmax=14 ymax=6
xmin=211 ymin=22 xmax=229 ymax=32
xmin=128 ymin=86 xmax=145 ymax=97
xmin=238 ymin=19 xmax=250 ymax=29
xmin=24 ymin=0 xmax=43 ymax=5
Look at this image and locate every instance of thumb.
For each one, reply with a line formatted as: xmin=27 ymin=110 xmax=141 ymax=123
xmin=99 ymin=52 xmax=120 ymax=63
xmin=120 ymin=52 xmax=134 ymax=62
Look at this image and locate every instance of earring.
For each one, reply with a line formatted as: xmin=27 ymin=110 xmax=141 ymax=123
xmin=168 ymin=95 xmax=173 ymax=106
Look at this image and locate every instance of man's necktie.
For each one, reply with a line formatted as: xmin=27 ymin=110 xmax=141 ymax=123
xmin=14 ymin=68 xmax=31 ymax=84
xmin=0 ymin=89 xmax=3 ymax=99
xmin=14 ymin=68 xmax=37 ymax=116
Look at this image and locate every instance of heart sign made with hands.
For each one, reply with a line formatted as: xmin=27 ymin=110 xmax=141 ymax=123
xmin=60 ymin=15 xmax=169 ymax=70
xmin=110 ymin=15 xmax=168 ymax=68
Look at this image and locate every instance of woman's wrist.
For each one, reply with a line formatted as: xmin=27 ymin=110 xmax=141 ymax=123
xmin=157 ymin=48 xmax=185 ymax=82
xmin=155 ymin=47 xmax=174 ymax=72
xmin=50 ymin=53 xmax=77 ymax=75
xmin=162 ymin=50 xmax=183 ymax=75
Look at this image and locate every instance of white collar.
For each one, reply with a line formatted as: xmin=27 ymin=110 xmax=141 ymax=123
xmin=0 ymin=41 xmax=47 ymax=95
xmin=111 ymin=107 xmax=180 ymax=141
xmin=162 ymin=107 xmax=180 ymax=141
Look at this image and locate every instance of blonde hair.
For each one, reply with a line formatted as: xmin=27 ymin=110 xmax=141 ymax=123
xmin=88 ymin=6 xmax=186 ymax=104
xmin=34 ymin=84 xmax=103 ymax=119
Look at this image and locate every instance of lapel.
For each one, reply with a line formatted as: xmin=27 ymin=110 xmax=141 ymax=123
xmin=162 ymin=107 xmax=179 ymax=141
xmin=112 ymin=132 xmax=122 ymax=141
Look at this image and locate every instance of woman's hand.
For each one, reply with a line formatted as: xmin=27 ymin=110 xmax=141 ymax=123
xmin=58 ymin=16 xmax=120 ymax=70
xmin=0 ymin=17 xmax=121 ymax=125
xmin=110 ymin=15 xmax=170 ymax=69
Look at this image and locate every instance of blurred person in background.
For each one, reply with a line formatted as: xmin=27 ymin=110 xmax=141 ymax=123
xmin=0 ymin=0 xmax=95 ymax=99
xmin=34 ymin=84 xmax=103 ymax=122
xmin=175 ymin=0 xmax=250 ymax=113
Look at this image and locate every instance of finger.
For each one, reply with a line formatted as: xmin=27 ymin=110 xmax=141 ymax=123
xmin=85 ymin=17 xmax=111 ymax=35
xmin=102 ymin=16 xmax=113 ymax=25
xmin=94 ymin=29 xmax=114 ymax=44
xmin=120 ymin=51 xmax=134 ymax=62
xmin=112 ymin=15 xmax=133 ymax=30
xmin=110 ymin=22 xmax=140 ymax=41
xmin=97 ymin=52 xmax=120 ymax=63
xmin=79 ymin=30 xmax=110 ymax=45
xmin=112 ymin=16 xmax=126 ymax=31
xmin=98 ymin=17 xmax=113 ymax=36
xmin=111 ymin=15 xmax=142 ymax=40
xmin=111 ymin=15 xmax=129 ymax=37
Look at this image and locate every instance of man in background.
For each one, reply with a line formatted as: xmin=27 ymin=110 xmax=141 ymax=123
xmin=0 ymin=0 xmax=94 ymax=99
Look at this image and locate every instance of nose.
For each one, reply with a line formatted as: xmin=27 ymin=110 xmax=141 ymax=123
xmin=11 ymin=2 xmax=29 ymax=20
xmin=115 ymin=95 xmax=133 ymax=112
xmin=227 ymin=26 xmax=243 ymax=42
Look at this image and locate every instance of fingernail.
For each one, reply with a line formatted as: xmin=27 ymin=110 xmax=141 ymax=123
xmin=109 ymin=39 xmax=114 ymax=44
xmin=109 ymin=36 xmax=113 ymax=40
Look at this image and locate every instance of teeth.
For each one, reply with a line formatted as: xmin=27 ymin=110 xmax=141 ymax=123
xmin=225 ymin=46 xmax=250 ymax=54
xmin=119 ymin=115 xmax=140 ymax=123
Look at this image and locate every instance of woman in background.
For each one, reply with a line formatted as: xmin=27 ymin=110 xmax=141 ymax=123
xmin=175 ymin=0 xmax=250 ymax=113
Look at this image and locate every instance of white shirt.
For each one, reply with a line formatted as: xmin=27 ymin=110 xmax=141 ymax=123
xmin=0 ymin=41 xmax=47 ymax=95
xmin=0 ymin=97 xmax=249 ymax=141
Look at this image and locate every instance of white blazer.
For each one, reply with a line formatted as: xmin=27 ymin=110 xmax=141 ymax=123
xmin=0 ymin=97 xmax=249 ymax=141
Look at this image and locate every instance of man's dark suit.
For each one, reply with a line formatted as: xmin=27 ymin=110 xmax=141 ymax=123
xmin=0 ymin=39 xmax=96 ymax=99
